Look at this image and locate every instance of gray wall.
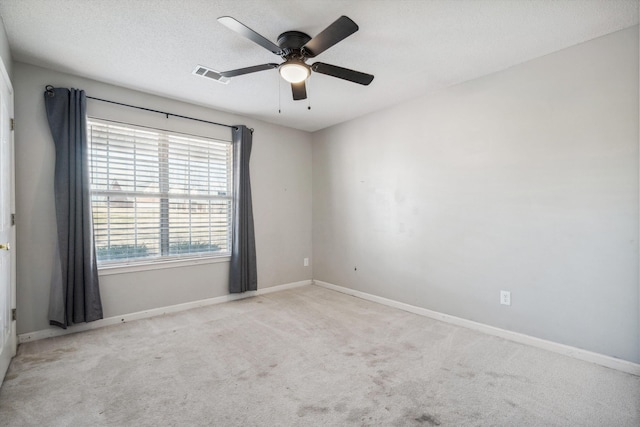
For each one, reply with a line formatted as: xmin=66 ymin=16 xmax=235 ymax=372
xmin=14 ymin=62 xmax=312 ymax=334
xmin=312 ymin=27 xmax=639 ymax=363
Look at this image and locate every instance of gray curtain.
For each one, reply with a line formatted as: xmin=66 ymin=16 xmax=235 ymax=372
xmin=229 ymin=125 xmax=257 ymax=293
xmin=44 ymin=87 xmax=103 ymax=328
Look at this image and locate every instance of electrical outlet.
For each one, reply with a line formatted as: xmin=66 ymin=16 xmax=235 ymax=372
xmin=303 ymin=258 xmax=309 ymax=267
xmin=500 ymin=290 xmax=511 ymax=306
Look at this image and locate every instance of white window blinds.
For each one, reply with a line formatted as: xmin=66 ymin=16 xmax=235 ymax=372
xmin=87 ymin=119 xmax=232 ymax=264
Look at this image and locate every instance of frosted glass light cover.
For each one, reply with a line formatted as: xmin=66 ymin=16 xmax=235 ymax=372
xmin=279 ymin=62 xmax=310 ymax=83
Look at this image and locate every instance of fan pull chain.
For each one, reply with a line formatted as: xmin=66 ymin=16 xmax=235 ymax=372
xmin=278 ymin=74 xmax=282 ymax=114
xmin=307 ymin=76 xmax=311 ymax=110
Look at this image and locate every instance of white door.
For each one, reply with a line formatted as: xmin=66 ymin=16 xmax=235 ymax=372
xmin=0 ymin=56 xmax=15 ymax=384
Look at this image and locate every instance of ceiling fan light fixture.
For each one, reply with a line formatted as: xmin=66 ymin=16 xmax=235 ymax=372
xmin=279 ymin=60 xmax=310 ymax=83
xmin=216 ymin=16 xmax=374 ymax=101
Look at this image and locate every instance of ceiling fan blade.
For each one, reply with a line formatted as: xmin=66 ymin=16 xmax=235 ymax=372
xmin=219 ymin=63 xmax=279 ymax=78
xmin=302 ymin=16 xmax=359 ymax=58
xmin=311 ymin=62 xmax=374 ymax=85
xmin=291 ymin=81 xmax=307 ymax=101
xmin=218 ymin=16 xmax=282 ymax=55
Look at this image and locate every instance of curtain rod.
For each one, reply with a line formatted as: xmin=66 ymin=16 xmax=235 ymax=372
xmin=45 ymin=85 xmax=238 ymax=131
xmin=86 ymin=96 xmax=238 ymax=131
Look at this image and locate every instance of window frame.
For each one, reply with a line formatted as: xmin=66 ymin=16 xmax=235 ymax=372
xmin=87 ymin=117 xmax=233 ymax=270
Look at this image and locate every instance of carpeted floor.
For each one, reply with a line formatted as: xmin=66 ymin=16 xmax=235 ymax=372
xmin=0 ymin=285 xmax=638 ymax=426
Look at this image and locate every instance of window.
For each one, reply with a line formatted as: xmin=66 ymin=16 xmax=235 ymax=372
xmin=87 ymin=118 xmax=232 ymax=265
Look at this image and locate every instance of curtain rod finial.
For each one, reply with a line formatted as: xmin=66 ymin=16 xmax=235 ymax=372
xmin=45 ymin=85 xmax=55 ymax=97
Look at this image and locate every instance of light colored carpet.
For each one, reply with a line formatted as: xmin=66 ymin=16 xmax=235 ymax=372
xmin=0 ymin=285 xmax=638 ymax=426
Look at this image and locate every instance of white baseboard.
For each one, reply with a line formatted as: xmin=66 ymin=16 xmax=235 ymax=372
xmin=313 ymin=280 xmax=640 ymax=377
xmin=18 ymin=280 xmax=312 ymax=344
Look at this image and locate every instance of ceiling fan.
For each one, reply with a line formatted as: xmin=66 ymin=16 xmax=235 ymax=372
xmin=216 ymin=15 xmax=374 ymax=101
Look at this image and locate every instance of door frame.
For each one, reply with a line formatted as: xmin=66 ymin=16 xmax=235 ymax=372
xmin=0 ymin=53 xmax=16 ymax=384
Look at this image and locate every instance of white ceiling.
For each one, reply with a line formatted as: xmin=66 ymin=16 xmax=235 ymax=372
xmin=0 ymin=0 xmax=638 ymax=132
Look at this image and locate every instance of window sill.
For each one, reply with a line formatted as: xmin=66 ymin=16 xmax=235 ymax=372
xmin=98 ymin=255 xmax=231 ymax=276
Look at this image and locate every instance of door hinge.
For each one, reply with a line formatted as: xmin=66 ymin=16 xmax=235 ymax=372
xmin=11 ymin=213 xmax=15 ymax=226
xmin=10 ymin=118 xmax=14 ymax=131
xmin=11 ymin=308 xmax=16 ymax=321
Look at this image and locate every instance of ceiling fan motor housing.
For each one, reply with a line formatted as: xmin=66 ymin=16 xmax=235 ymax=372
xmin=277 ymin=31 xmax=312 ymax=58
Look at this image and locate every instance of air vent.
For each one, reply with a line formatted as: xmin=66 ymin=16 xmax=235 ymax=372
xmin=193 ymin=65 xmax=230 ymax=84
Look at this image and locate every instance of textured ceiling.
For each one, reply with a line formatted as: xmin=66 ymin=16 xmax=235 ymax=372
xmin=0 ymin=0 xmax=638 ymax=132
